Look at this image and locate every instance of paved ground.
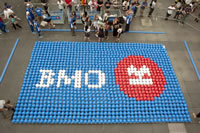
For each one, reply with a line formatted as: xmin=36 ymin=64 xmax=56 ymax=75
xmin=0 ymin=0 xmax=200 ymax=133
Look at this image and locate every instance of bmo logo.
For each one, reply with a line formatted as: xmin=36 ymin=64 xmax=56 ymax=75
xmin=36 ymin=70 xmax=106 ymax=88
xmin=36 ymin=56 xmax=166 ymax=101
xmin=115 ymin=56 xmax=166 ymax=101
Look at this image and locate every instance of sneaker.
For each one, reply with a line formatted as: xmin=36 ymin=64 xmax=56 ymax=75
xmin=6 ymin=30 xmax=9 ymax=32
xmin=39 ymin=36 xmax=43 ymax=38
xmin=32 ymin=32 xmax=36 ymax=34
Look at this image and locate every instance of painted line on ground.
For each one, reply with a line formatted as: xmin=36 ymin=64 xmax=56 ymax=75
xmin=41 ymin=29 xmax=165 ymax=34
xmin=184 ymin=41 xmax=200 ymax=80
xmin=168 ymin=123 xmax=187 ymax=133
xmin=0 ymin=38 xmax=20 ymax=83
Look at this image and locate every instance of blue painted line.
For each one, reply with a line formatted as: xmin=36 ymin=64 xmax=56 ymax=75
xmin=184 ymin=41 xmax=200 ymax=80
xmin=0 ymin=38 xmax=19 ymax=83
xmin=41 ymin=29 xmax=165 ymax=34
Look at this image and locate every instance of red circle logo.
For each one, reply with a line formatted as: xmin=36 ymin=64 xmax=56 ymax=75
xmin=115 ymin=56 xmax=166 ymax=101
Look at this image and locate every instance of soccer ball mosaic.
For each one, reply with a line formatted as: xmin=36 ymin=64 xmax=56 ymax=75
xmin=12 ymin=42 xmax=191 ymax=124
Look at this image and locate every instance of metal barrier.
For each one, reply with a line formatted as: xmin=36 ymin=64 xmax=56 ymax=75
xmin=50 ymin=11 xmax=65 ymax=24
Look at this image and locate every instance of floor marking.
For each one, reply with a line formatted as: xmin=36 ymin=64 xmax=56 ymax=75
xmin=184 ymin=41 xmax=200 ymax=80
xmin=0 ymin=38 xmax=19 ymax=83
xmin=40 ymin=29 xmax=165 ymax=34
xmin=168 ymin=123 xmax=187 ymax=133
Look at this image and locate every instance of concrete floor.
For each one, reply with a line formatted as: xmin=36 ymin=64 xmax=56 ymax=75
xmin=0 ymin=0 xmax=200 ymax=133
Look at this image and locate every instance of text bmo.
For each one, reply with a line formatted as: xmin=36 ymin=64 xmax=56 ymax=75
xmin=36 ymin=70 xmax=106 ymax=88
xmin=36 ymin=65 xmax=153 ymax=88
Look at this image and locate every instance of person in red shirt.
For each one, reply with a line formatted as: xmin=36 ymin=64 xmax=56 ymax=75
xmin=65 ymin=0 xmax=72 ymax=12
xmin=0 ymin=16 xmax=4 ymax=23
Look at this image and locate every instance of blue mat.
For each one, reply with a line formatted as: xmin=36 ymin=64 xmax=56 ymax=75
xmin=12 ymin=42 xmax=191 ymax=124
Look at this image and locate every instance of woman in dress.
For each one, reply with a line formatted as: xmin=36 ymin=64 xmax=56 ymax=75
xmin=112 ymin=17 xmax=119 ymax=37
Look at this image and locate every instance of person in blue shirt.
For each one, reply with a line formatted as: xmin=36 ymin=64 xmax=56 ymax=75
xmin=125 ymin=12 xmax=132 ymax=32
xmin=140 ymin=0 xmax=148 ymax=17
xmin=26 ymin=4 xmax=35 ymax=20
xmin=34 ymin=20 xmax=43 ymax=38
xmin=132 ymin=0 xmax=140 ymax=17
xmin=131 ymin=3 xmax=136 ymax=15
xmin=0 ymin=21 xmax=7 ymax=33
xmin=70 ymin=11 xmax=77 ymax=36
xmin=26 ymin=11 xmax=35 ymax=34
xmin=4 ymin=2 xmax=12 ymax=9
xmin=34 ymin=6 xmax=43 ymax=23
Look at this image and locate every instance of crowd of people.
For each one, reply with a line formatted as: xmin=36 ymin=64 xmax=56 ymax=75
xmin=165 ymin=0 xmax=200 ymax=24
xmin=0 ymin=0 xmax=200 ymax=40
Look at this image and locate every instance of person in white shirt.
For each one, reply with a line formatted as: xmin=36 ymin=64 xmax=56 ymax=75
xmin=165 ymin=4 xmax=176 ymax=20
xmin=72 ymin=0 xmax=78 ymax=11
xmin=3 ymin=8 xmax=14 ymax=19
xmin=122 ymin=0 xmax=129 ymax=11
xmin=57 ymin=0 xmax=65 ymax=11
xmin=88 ymin=0 xmax=97 ymax=12
xmin=148 ymin=0 xmax=157 ymax=17
xmin=0 ymin=100 xmax=15 ymax=112
xmin=185 ymin=0 xmax=192 ymax=4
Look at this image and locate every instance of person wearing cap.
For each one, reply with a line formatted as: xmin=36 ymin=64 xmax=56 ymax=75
xmin=26 ymin=11 xmax=35 ymax=34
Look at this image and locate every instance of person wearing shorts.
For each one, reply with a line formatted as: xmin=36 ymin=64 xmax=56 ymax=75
xmin=84 ymin=25 xmax=91 ymax=41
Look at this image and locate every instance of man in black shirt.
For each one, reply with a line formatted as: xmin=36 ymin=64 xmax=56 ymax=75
xmin=104 ymin=0 xmax=112 ymax=9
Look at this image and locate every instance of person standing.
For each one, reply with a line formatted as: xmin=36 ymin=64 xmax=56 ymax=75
xmin=180 ymin=4 xmax=192 ymax=24
xmin=41 ymin=0 xmax=49 ymax=13
xmin=97 ymin=0 xmax=104 ymax=14
xmin=81 ymin=0 xmax=87 ymax=11
xmin=9 ymin=15 xmax=22 ymax=30
xmin=34 ymin=6 xmax=43 ymax=23
xmin=104 ymin=21 xmax=110 ymax=40
xmin=34 ymin=20 xmax=43 ymax=38
xmin=4 ymin=2 xmax=12 ymax=9
xmin=0 ymin=17 xmax=8 ymax=33
xmin=113 ymin=17 xmax=119 ymax=37
xmin=104 ymin=0 xmax=112 ymax=10
xmin=140 ymin=0 xmax=148 ymax=17
xmin=57 ymin=0 xmax=65 ymax=11
xmin=88 ymin=0 xmax=98 ymax=12
xmin=125 ymin=11 xmax=132 ymax=32
xmin=122 ymin=0 xmax=130 ymax=12
xmin=70 ymin=11 xmax=77 ymax=36
xmin=26 ymin=12 xmax=35 ymax=34
xmin=84 ymin=25 xmax=91 ymax=41
xmin=26 ymin=3 xmax=35 ymax=20
xmin=132 ymin=0 xmax=140 ymax=17
xmin=72 ymin=0 xmax=78 ymax=11
xmin=65 ymin=0 xmax=72 ymax=13
xmin=116 ymin=24 xmax=123 ymax=42
xmin=165 ymin=4 xmax=176 ymax=20
xmin=148 ymin=0 xmax=157 ymax=17
xmin=98 ymin=25 xmax=104 ymax=42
